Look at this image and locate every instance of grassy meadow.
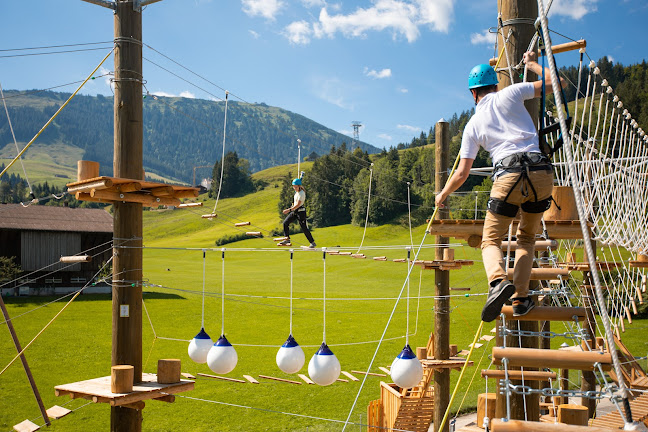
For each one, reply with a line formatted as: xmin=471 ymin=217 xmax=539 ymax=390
xmin=2 ymin=164 xmax=648 ymax=431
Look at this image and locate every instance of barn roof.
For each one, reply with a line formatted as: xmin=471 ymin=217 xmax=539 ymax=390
xmin=0 ymin=203 xmax=113 ymax=233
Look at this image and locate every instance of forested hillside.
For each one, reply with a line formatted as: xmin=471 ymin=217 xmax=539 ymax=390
xmin=0 ymin=91 xmax=378 ymax=183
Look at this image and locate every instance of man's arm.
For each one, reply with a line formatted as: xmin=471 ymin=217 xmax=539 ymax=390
xmin=435 ymin=158 xmax=474 ymax=208
xmin=523 ymin=51 xmax=567 ymax=98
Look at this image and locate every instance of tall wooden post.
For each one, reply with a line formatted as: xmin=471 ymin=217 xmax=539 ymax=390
xmin=494 ymin=0 xmax=540 ymax=422
xmin=581 ymin=239 xmax=597 ymax=417
xmin=111 ymin=1 xmax=144 ymax=431
xmin=433 ymin=119 xmax=450 ymax=432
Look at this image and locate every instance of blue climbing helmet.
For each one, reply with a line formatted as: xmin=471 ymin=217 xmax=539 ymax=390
xmin=292 ymin=178 xmax=302 ymax=186
xmin=468 ymin=64 xmax=499 ymax=89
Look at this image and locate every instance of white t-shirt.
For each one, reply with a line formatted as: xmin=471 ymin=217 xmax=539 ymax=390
xmin=460 ymin=82 xmax=540 ymax=166
xmin=293 ymin=190 xmax=305 ymax=208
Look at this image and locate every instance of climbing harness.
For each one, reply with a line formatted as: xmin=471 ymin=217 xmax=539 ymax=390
xmin=487 ymin=152 xmax=554 ymax=217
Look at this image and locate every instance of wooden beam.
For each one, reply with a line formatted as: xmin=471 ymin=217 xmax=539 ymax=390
xmin=89 ymin=189 xmax=180 ymax=207
xmin=234 ymin=222 xmax=251 ymax=227
xmin=488 ymin=40 xmax=587 ymax=66
xmin=258 ymin=375 xmax=302 ymax=385
xmin=60 ymin=255 xmax=92 ymax=264
xmin=243 ymin=375 xmax=259 ymax=384
xmin=297 ymin=374 xmax=314 ymax=384
xmin=178 ymin=202 xmax=202 ymax=208
xmin=500 ymin=306 xmax=586 ymax=321
xmin=116 ymin=182 xmax=142 ymax=193
xmin=351 ymin=370 xmax=386 ymax=377
xmin=196 ymin=373 xmax=246 ymax=383
xmin=428 ymin=219 xmax=591 ymax=240
xmin=506 ymin=268 xmax=570 ymax=280
xmin=492 ymin=347 xmax=612 ymax=371
xmin=501 ymin=240 xmax=558 ymax=250
xmin=481 ymin=370 xmax=557 ymax=380
xmin=171 ymin=189 xmax=200 ymax=199
xmin=492 ymin=419 xmax=611 ymax=432
xmin=67 ymin=178 xmax=113 ymax=193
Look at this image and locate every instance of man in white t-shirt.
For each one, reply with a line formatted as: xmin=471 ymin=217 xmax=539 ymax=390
xmin=435 ymin=51 xmax=565 ymax=322
xmin=279 ymin=178 xmax=316 ymax=248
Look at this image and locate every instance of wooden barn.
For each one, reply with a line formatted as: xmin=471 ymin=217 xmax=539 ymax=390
xmin=0 ymin=203 xmax=113 ymax=296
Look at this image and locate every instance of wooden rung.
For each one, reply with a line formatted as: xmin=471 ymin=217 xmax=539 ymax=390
xmin=45 ymin=405 xmax=71 ymax=420
xmin=507 ymin=268 xmax=570 ymax=280
xmin=60 ymin=255 xmax=92 ymax=263
xmin=88 ymin=189 xmax=180 ymax=207
xmin=501 ymin=240 xmax=558 ymax=250
xmin=67 ymin=178 xmax=113 ymax=193
xmin=196 ymin=373 xmax=246 ymax=383
xmin=392 ymin=258 xmax=406 ymax=262
xmin=116 ymin=182 xmax=142 ymax=193
xmin=373 ymin=256 xmax=387 ymax=261
xmin=152 ymin=395 xmax=175 ymax=403
xmin=297 ymin=374 xmax=314 ymax=384
xmin=351 ymin=370 xmax=386 ymax=377
xmin=201 ymin=214 xmax=218 ymax=219
xmin=481 ymin=370 xmax=557 ymax=381
xmin=378 ymin=367 xmax=391 ymax=374
xmin=468 ymin=343 xmax=484 ymax=349
xmin=500 ymin=306 xmax=586 ymax=321
xmin=258 ymin=375 xmax=301 ymax=385
xmin=480 ymin=335 xmax=495 ymax=341
xmin=13 ymin=419 xmax=40 ymax=432
xmin=245 ymin=232 xmax=262 ymax=237
xmin=338 ymin=252 xmax=352 ymax=256
xmin=235 ymin=222 xmax=251 ymax=227
xmin=492 ymin=347 xmax=612 ymax=371
xmin=178 ymin=202 xmax=202 ymax=208
xmin=341 ymin=371 xmax=359 ymax=381
xmin=180 ymin=372 xmax=196 ymax=379
xmin=491 ymin=419 xmax=614 ymax=432
xmin=336 ymin=378 xmax=349 ymax=382
xmin=243 ymin=375 xmax=259 ymax=384
xmin=351 ymin=254 xmax=366 ymax=258
xmin=171 ymin=189 xmax=199 ymax=199
xmin=273 ymin=237 xmax=289 ymax=242
xmin=327 ymin=251 xmax=340 ymax=255
xmin=450 ymin=287 xmax=471 ymax=291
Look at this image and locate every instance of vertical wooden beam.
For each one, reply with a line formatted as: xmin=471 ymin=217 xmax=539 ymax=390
xmin=580 ymin=239 xmax=597 ymax=417
xmin=494 ymin=0 xmax=540 ymax=423
xmin=111 ymin=1 xmax=143 ymax=431
xmin=433 ymin=119 xmax=450 ymax=432
xmin=0 ymin=296 xmax=50 ymax=426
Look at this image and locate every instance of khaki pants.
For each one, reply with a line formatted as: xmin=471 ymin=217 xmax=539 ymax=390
xmin=481 ymin=170 xmax=554 ymax=297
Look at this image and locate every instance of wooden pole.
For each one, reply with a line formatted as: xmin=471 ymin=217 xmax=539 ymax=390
xmin=494 ymin=0 xmax=540 ymax=422
xmin=111 ymin=1 xmax=144 ymax=430
xmin=0 ymin=295 xmax=50 ymax=425
xmin=580 ymin=238 xmax=597 ymax=417
xmin=433 ymin=118 xmax=450 ymax=432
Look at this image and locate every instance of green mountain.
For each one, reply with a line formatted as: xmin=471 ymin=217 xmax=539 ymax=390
xmin=0 ymin=90 xmax=379 ymax=184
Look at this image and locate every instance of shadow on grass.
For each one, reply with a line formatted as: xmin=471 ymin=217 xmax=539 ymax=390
xmin=3 ymin=291 xmax=186 ymax=306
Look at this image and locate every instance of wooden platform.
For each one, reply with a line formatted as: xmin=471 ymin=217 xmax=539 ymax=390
xmin=54 ymin=373 xmax=194 ymax=407
xmin=559 ymin=262 xmax=624 ymax=271
xmin=67 ymin=176 xmax=199 ymax=207
xmin=590 ymin=393 xmax=648 ymax=429
xmin=420 ymin=357 xmax=474 ymax=370
xmin=412 ymin=260 xmax=474 ymax=270
xmin=427 ymin=219 xmax=592 ymax=242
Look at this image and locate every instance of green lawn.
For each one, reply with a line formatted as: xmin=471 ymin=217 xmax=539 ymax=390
xmin=2 ymin=177 xmax=648 ymax=431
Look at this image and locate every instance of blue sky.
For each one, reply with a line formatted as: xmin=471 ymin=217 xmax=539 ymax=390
xmin=1 ymin=0 xmax=647 ymax=149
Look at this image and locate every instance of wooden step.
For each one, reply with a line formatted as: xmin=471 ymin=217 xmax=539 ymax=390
xmin=491 ymin=419 xmax=614 ymax=432
xmin=501 ymin=239 xmax=558 ymax=250
xmin=506 ymin=268 xmax=570 ymax=280
xmin=500 ymin=306 xmax=586 ymax=322
xmin=492 ymin=347 xmax=612 ymax=371
xmin=481 ymin=369 xmax=557 ymax=381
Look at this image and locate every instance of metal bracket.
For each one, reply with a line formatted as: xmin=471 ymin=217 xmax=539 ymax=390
xmin=80 ymin=0 xmax=116 ymax=10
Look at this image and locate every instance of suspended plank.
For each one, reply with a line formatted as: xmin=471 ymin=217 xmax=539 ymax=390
xmin=297 ymin=374 xmax=314 ymax=385
xmin=245 ymin=232 xmax=262 ymax=237
xmin=45 ymin=405 xmax=71 ymax=420
xmin=60 ymin=255 xmax=91 ymax=264
xmin=197 ymin=373 xmax=245 ymax=383
xmin=341 ymin=371 xmax=359 ymax=381
xmin=178 ymin=202 xmax=202 ymax=208
xmin=13 ymin=420 xmax=40 ymax=432
xmin=258 ymin=375 xmax=301 ymax=385
xmin=201 ymin=214 xmax=218 ymax=219
xmin=243 ymin=375 xmax=259 ymax=384
xmin=234 ymin=222 xmax=251 ymax=227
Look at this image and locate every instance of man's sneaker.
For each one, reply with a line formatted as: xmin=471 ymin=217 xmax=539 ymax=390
xmin=512 ymin=297 xmax=535 ymax=317
xmin=309 ymin=243 xmax=317 ymax=249
xmin=481 ymin=280 xmax=516 ymax=322
xmin=278 ymin=239 xmax=291 ymax=246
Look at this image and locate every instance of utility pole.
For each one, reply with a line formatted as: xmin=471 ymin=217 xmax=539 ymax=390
xmin=494 ymin=0 xmax=540 ymax=422
xmin=433 ymin=118 xmax=450 ymax=432
xmin=80 ymin=1 xmax=162 ymax=430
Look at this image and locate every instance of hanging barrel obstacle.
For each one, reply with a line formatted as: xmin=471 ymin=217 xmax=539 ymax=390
xmin=234 ymin=222 xmax=251 ymax=227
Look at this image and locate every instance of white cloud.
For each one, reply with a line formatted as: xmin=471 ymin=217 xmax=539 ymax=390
xmin=312 ymin=76 xmax=354 ymax=109
xmin=397 ymin=124 xmax=421 ymax=132
xmin=301 ymin=0 xmax=326 ymax=7
xmin=548 ymin=0 xmax=597 ymax=20
xmin=284 ymin=0 xmax=455 ymax=44
xmin=398 ymin=87 xmax=408 ymax=93
xmin=151 ymin=90 xmax=196 ymax=99
xmin=241 ymin=0 xmax=284 ymax=20
xmin=99 ymin=67 xmax=114 ymax=91
xmin=378 ymin=133 xmax=393 ymax=140
xmin=151 ymin=91 xmax=175 ymax=98
xmin=284 ymin=20 xmax=312 ymax=44
xmin=249 ymin=29 xmax=260 ymax=39
xmin=470 ymin=29 xmax=496 ymax=45
xmin=607 ymin=55 xmax=615 ymax=63
xmin=364 ymin=67 xmax=392 ymax=79
xmin=179 ymin=91 xmax=196 ymax=99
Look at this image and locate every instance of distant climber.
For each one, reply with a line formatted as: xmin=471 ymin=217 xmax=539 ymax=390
xmin=278 ymin=178 xmax=316 ymax=248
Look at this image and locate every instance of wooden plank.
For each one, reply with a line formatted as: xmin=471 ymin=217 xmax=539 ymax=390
xmin=13 ymin=420 xmax=40 ymax=432
xmin=480 ymin=335 xmax=495 ymax=341
xmin=258 ymin=375 xmax=302 ymax=385
xmin=500 ymin=305 xmax=586 ymax=321
xmin=297 ymin=374 xmax=315 ymax=384
xmin=373 ymin=256 xmax=387 ymax=261
xmin=378 ymin=367 xmax=391 ymax=374
xmin=178 ymin=202 xmax=202 ymax=208
xmin=341 ymin=371 xmax=360 ymax=381
xmin=197 ymin=373 xmax=246 ymax=383
xmin=243 ymin=375 xmax=259 ymax=384
xmin=180 ymin=372 xmax=196 ymax=379
xmin=351 ymin=370 xmax=386 ymax=377
xmin=45 ymin=405 xmax=72 ymax=420
xmin=468 ymin=343 xmax=483 ymax=349
xmin=234 ymin=222 xmax=251 ymax=227
xmin=201 ymin=214 xmax=218 ymax=219
xmin=245 ymin=232 xmax=262 ymax=237
xmin=336 ymin=378 xmax=349 ymax=382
